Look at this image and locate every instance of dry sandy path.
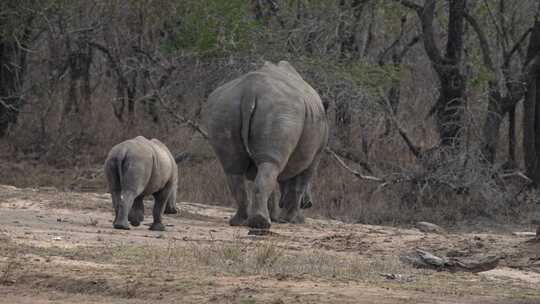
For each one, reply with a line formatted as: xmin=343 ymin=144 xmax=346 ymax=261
xmin=0 ymin=185 xmax=539 ymax=304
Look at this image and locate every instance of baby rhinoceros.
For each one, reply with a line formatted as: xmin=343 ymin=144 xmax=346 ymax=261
xmin=104 ymin=136 xmax=178 ymax=231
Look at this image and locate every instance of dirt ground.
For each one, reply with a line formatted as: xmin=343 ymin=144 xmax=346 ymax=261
xmin=0 ymin=184 xmax=539 ymax=304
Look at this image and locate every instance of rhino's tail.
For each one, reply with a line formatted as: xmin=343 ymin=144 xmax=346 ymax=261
xmin=105 ymin=147 xmax=128 ymax=191
xmin=240 ymin=89 xmax=257 ymax=157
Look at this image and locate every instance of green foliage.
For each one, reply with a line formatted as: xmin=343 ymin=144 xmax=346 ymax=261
xmin=0 ymin=0 xmax=39 ymax=40
xmin=160 ymin=0 xmax=259 ymax=56
xmin=348 ymin=60 xmax=402 ymax=94
xmin=469 ymin=64 xmax=495 ymax=89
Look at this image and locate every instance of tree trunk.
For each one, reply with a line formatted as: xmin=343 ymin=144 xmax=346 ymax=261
xmin=0 ymin=39 xmax=28 ymax=137
xmin=481 ymin=93 xmax=504 ymax=163
xmin=403 ymin=0 xmax=467 ymax=147
xmin=435 ymin=0 xmax=467 ymax=146
xmin=523 ymin=20 xmax=540 ymax=184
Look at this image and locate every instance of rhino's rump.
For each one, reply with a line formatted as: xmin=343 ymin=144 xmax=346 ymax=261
xmin=108 ymin=137 xmax=175 ymax=196
xmin=243 ymin=72 xmax=326 ymax=179
xmin=207 ymin=61 xmax=328 ymax=179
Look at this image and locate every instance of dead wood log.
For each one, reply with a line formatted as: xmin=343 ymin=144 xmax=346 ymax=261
xmin=400 ymin=249 xmax=500 ymax=273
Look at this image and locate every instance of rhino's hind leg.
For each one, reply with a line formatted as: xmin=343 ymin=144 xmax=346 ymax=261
xmin=105 ymin=158 xmax=122 ymax=222
xmin=111 ymin=191 xmax=121 ymax=220
xmin=268 ymin=191 xmax=280 ymax=222
xmin=114 ymin=191 xmax=136 ymax=230
xmin=128 ymin=196 xmax=144 ymax=226
xmin=226 ymin=174 xmax=249 ymax=226
xmin=248 ymin=162 xmax=279 ymax=229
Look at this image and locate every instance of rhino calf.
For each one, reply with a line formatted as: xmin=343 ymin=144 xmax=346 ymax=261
xmin=104 ymin=136 xmax=178 ymax=231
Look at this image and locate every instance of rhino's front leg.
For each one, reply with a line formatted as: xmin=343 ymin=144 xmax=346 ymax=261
xmin=150 ymin=187 xmax=172 ymax=231
xmin=278 ymin=158 xmax=320 ymax=223
xmin=164 ymin=183 xmax=178 ymax=215
xmin=164 ymin=200 xmax=178 ymax=214
xmin=277 ymin=178 xmax=306 ymax=224
xmin=248 ymin=162 xmax=279 ymax=229
xmin=128 ymin=196 xmax=144 ymax=226
xmin=226 ymin=174 xmax=249 ymax=226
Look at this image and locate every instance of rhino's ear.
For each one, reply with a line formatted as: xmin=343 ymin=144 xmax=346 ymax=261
xmin=322 ymin=100 xmax=330 ymax=112
xmin=174 ymin=152 xmax=191 ymax=163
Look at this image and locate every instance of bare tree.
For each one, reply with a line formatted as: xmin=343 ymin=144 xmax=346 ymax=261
xmin=466 ymin=0 xmax=536 ymax=165
xmin=397 ymin=0 xmax=468 ymax=147
xmin=0 ymin=2 xmax=35 ymax=137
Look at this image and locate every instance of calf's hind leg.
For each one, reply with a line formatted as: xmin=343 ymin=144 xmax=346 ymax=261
xmin=114 ymin=191 xmax=137 ymax=229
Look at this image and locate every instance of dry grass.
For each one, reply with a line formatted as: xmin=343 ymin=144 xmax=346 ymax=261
xmin=3 ymin=236 xmax=540 ymax=302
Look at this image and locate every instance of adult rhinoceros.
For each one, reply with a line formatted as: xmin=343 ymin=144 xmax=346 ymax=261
xmin=207 ymin=61 xmax=329 ymax=230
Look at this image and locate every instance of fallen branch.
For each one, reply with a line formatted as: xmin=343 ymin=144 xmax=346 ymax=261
xmin=325 ymin=147 xmax=385 ymax=183
xmin=141 ymin=68 xmax=209 ymax=139
xmin=331 ymin=147 xmax=374 ymax=174
xmin=153 ymin=93 xmax=209 ymax=139
xmin=498 ymin=171 xmax=533 ymax=183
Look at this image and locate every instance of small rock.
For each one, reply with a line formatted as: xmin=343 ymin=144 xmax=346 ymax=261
xmin=512 ymin=232 xmax=537 ymax=237
xmin=52 ymin=236 xmax=63 ymax=241
xmin=40 ymin=187 xmax=58 ymax=192
xmin=248 ymin=229 xmax=270 ymax=236
xmin=379 ymin=273 xmax=402 ymax=280
xmin=415 ymin=222 xmax=446 ymax=234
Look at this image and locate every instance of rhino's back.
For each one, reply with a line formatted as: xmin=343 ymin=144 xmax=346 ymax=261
xmin=207 ymin=61 xmax=328 ymax=178
xmin=107 ymin=136 xmax=174 ymax=195
xmin=149 ymin=138 xmax=177 ymax=181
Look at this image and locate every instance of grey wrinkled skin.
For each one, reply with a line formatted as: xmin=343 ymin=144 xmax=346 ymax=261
xmin=207 ymin=61 xmax=329 ymax=230
xmin=104 ymin=136 xmax=179 ymax=231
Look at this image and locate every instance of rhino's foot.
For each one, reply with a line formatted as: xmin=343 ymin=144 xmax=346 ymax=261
xmin=247 ymin=214 xmax=271 ymax=230
xmin=149 ymin=222 xmax=165 ymax=231
xmin=229 ymin=212 xmax=248 ymax=226
xmin=300 ymin=200 xmax=312 ymax=209
xmin=164 ymin=206 xmax=178 ymax=215
xmin=269 ymin=213 xmax=280 ymax=223
xmin=129 ymin=213 xmax=144 ymax=226
xmin=113 ymin=223 xmax=131 ymax=230
xmin=277 ymin=212 xmax=305 ymax=224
